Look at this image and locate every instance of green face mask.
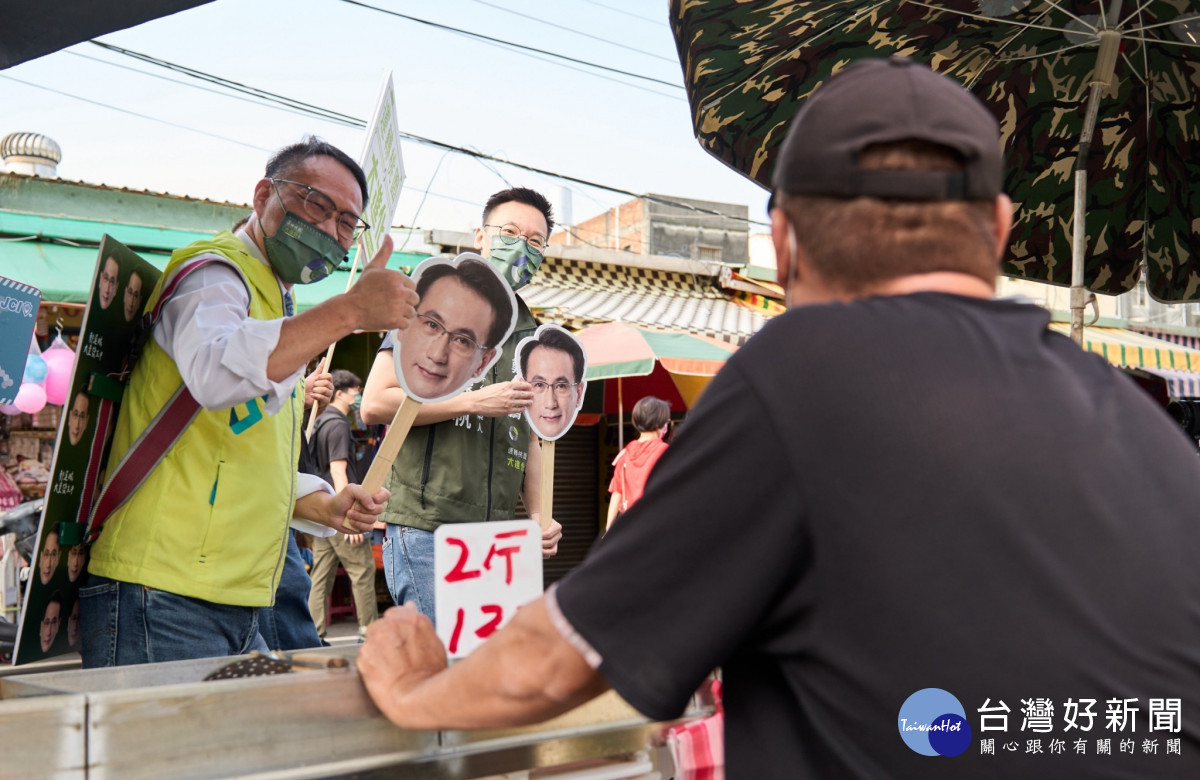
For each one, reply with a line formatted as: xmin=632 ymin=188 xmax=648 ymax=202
xmin=487 ymin=236 xmax=542 ymax=291
xmin=262 ymin=189 xmax=347 ymax=285
xmin=351 ymin=393 xmax=363 ymax=409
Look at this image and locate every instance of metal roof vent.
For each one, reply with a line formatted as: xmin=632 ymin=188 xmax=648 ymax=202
xmin=1 ymin=131 xmax=62 ymax=177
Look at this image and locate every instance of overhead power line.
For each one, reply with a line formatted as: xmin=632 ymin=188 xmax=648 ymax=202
xmin=466 ymin=0 xmax=675 ymax=63
xmin=0 ymin=73 xmax=273 ymax=154
xmin=337 ymin=0 xmax=684 ymax=90
xmin=578 ymin=0 xmax=669 ymax=26
xmin=22 ymin=43 xmax=765 ymax=228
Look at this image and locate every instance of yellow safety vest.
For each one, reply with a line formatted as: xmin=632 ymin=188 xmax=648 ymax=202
xmin=88 ymin=232 xmax=303 ymax=607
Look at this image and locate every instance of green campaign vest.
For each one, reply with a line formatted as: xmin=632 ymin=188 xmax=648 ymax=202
xmin=88 ymin=232 xmax=303 ymax=607
xmin=381 ymin=299 xmax=538 ymax=532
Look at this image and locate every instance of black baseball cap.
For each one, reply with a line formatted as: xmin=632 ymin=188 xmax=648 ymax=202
xmin=771 ymin=56 xmax=1002 ymax=201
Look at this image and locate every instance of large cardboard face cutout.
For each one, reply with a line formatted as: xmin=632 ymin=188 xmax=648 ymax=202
xmin=392 ymin=253 xmax=517 ymax=403
xmin=515 ymin=324 xmax=587 ymax=441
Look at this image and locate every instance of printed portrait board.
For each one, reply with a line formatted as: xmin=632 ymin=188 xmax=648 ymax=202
xmin=391 ymin=253 xmax=517 ymax=403
xmin=0 ymin=276 xmax=41 ymax=406
xmin=434 ymin=519 xmax=543 ymax=658
xmin=514 ymin=324 xmax=587 ymax=442
xmin=14 ymin=236 xmax=160 ymax=664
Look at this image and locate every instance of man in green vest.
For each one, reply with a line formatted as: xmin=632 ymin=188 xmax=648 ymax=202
xmin=360 ymin=187 xmax=563 ymax=625
xmin=81 ymin=136 xmax=419 ymax=667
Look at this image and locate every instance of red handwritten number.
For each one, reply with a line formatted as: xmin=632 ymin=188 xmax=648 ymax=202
xmin=475 ymin=605 xmax=504 ymax=640
xmin=444 ymin=537 xmax=482 ymax=582
xmin=448 ymin=608 xmax=466 ymax=654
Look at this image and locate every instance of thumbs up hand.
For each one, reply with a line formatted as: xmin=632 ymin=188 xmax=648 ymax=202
xmin=346 ymin=234 xmax=419 ymax=333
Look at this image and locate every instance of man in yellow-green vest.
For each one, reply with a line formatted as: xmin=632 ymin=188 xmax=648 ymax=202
xmin=81 ymin=136 xmax=419 ymax=667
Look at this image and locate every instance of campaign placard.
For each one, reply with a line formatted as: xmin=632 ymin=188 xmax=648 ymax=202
xmin=0 ymin=276 xmax=42 ymax=405
xmin=514 ymin=324 xmax=588 ymax=442
xmin=358 ymin=71 xmax=405 ymax=263
xmin=14 ymin=237 xmax=160 ymax=664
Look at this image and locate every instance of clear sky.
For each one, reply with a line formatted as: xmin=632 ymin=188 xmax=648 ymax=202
xmin=0 ymin=0 xmax=771 ymax=246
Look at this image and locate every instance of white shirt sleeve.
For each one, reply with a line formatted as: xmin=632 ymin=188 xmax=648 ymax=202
xmin=153 ymin=236 xmax=303 ymax=414
xmin=289 ymin=471 xmax=337 ymax=538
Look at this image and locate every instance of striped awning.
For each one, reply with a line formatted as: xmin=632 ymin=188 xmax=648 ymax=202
xmin=1140 ymin=368 xmax=1200 ymax=398
xmin=1049 ymin=324 xmax=1200 ymax=373
xmin=1129 ymin=329 xmax=1200 ymax=397
xmin=523 ymin=256 xmax=767 ymax=345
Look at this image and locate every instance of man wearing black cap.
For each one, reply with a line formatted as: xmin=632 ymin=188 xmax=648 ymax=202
xmin=358 ymin=58 xmax=1200 ymax=778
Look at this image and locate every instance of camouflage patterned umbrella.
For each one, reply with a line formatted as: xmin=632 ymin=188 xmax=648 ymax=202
xmin=670 ymin=0 xmax=1200 ymax=322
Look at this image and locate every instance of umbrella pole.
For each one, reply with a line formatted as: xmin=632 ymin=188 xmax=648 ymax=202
xmin=1069 ymin=26 xmax=1122 ymax=346
xmin=617 ymin=377 xmax=624 ymax=450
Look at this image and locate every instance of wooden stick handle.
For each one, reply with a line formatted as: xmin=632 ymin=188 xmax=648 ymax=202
xmin=306 ymin=236 xmax=368 ymax=438
xmin=538 ymin=438 xmax=554 ymax=531
xmin=343 ymin=395 xmax=421 ymax=530
xmin=305 ymin=352 xmax=334 ymax=438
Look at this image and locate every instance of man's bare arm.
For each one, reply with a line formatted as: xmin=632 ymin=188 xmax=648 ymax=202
xmin=358 ymin=599 xmax=608 ymax=731
xmin=360 ymin=348 xmax=534 ymax=426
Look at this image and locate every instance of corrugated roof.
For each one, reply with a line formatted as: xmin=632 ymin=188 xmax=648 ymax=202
xmin=522 ymin=255 xmax=767 ymax=345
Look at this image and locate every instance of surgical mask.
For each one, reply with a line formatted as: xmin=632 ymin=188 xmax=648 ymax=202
xmin=487 ymin=236 xmax=542 ymax=291
xmin=262 ymin=210 xmax=347 ymax=285
xmin=351 ymin=393 xmax=362 ymax=409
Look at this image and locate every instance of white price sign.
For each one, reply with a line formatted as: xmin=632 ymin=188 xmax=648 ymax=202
xmin=434 ymin=520 xmax=543 ymax=658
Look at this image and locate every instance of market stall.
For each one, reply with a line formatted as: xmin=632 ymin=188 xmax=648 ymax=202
xmin=0 ymin=646 xmax=715 ymax=779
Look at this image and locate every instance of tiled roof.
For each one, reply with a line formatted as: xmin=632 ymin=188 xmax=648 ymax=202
xmin=522 ymin=255 xmax=768 ymax=345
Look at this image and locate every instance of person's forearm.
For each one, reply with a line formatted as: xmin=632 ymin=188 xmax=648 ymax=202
xmin=605 ymin=493 xmax=622 ymax=529
xmin=373 ymin=601 xmax=608 ymax=730
xmin=267 ymin=299 xmax=358 ymax=382
xmin=330 ymin=460 xmax=349 ymax=494
xmin=412 ymin=394 xmax=481 ymax=425
xmin=294 ymin=491 xmax=336 ymax=525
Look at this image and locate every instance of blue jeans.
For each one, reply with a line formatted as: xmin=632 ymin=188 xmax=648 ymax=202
xmin=382 ymin=525 xmax=436 ymax=628
xmin=79 ymin=575 xmax=268 ymax=668
xmin=258 ymin=531 xmax=322 ymax=651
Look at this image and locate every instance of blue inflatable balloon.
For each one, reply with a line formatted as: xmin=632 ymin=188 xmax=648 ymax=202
xmin=24 ymin=353 xmax=48 ymax=384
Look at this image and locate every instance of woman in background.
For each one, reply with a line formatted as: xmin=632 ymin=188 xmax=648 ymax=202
xmin=606 ymin=396 xmax=671 ymax=531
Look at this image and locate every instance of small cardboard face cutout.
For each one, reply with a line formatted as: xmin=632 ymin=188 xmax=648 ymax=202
xmin=392 ymin=253 xmax=517 ymax=403
xmin=515 ymin=324 xmax=587 ymax=441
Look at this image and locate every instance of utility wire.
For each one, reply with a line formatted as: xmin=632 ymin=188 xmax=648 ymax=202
xmin=578 ymin=0 xmax=668 ymax=26
xmin=17 ymin=48 xmax=764 ymax=228
xmin=78 ymin=43 xmax=744 ymax=224
xmin=89 ymin=41 xmax=363 ymax=126
xmin=66 ymin=51 xmax=303 ymax=117
xmin=337 ymin=0 xmax=683 ymax=90
xmin=0 ymin=74 xmax=273 ymax=154
xmin=466 ymin=0 xmax=675 ymax=63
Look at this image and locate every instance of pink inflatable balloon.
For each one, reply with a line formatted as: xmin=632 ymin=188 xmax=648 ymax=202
xmin=42 ymin=348 xmax=76 ymax=406
xmin=0 ymin=402 xmax=21 ymax=415
xmin=14 ymin=382 xmax=47 ymax=414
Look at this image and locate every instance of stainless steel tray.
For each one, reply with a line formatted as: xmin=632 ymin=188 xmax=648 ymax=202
xmin=1 ymin=647 xmax=711 ymax=779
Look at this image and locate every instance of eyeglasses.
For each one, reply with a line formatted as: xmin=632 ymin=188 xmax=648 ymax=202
xmin=41 ymin=547 xmax=59 ymax=561
xmin=270 ymin=179 xmax=370 ymax=243
xmin=42 ymin=616 xmax=60 ymax=628
xmin=414 ymin=314 xmax=484 ymax=357
xmin=69 ymin=409 xmax=88 ymax=422
xmin=483 ymin=223 xmax=547 ymax=255
xmin=531 ymin=381 xmax=577 ymax=397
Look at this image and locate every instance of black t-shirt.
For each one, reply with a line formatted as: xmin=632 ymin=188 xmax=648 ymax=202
xmin=555 ymin=293 xmax=1200 ymax=779
xmin=310 ymin=406 xmax=355 ymax=486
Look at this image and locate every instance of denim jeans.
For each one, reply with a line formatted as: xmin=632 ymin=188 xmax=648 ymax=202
xmin=258 ymin=531 xmax=322 ymax=651
xmin=382 ymin=525 xmax=436 ymax=628
xmin=79 ymin=575 xmax=269 ymax=668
